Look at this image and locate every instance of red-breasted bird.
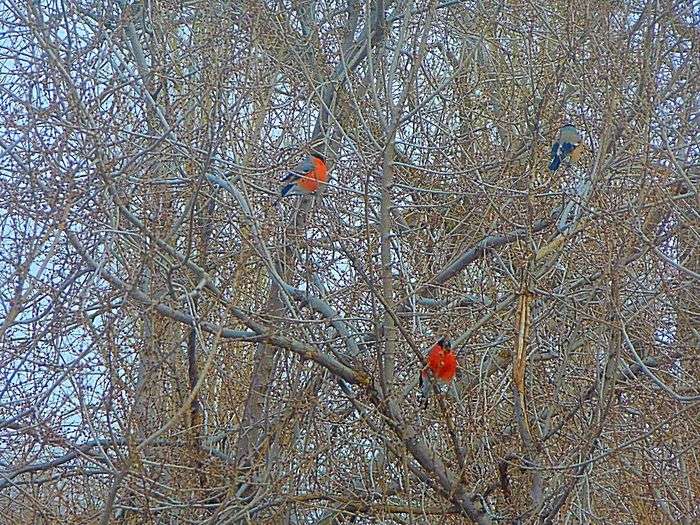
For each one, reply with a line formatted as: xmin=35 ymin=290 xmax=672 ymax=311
xmin=548 ymin=124 xmax=582 ymax=172
xmin=419 ymin=337 xmax=458 ymax=407
xmin=279 ymin=152 xmax=328 ymax=198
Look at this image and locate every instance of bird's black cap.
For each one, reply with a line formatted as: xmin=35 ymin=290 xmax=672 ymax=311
xmin=310 ymin=151 xmax=326 ymax=163
xmin=437 ymin=337 xmax=452 ymax=349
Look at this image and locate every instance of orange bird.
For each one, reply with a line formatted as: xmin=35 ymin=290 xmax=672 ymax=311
xmin=279 ymin=152 xmax=328 ymax=198
xmin=419 ymin=338 xmax=458 ymax=406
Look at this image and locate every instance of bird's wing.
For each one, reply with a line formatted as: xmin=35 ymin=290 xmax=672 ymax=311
xmin=280 ymin=171 xmax=298 ymax=183
xmin=560 ymin=142 xmax=575 ymax=157
xmin=297 ymin=156 xmax=315 ymax=174
xmin=280 ymin=156 xmax=314 ymax=183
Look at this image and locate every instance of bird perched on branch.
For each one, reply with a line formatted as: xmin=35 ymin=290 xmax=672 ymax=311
xmin=278 ymin=151 xmax=328 ymax=199
xmin=419 ymin=337 xmax=458 ymax=407
xmin=548 ymin=124 xmax=583 ymax=172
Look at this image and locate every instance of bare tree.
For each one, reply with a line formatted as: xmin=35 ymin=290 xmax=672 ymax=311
xmin=1 ymin=0 xmax=698 ymax=523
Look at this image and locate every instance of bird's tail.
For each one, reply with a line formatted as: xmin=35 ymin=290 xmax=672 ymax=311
xmin=272 ymin=179 xmax=300 ymax=207
xmin=548 ymin=156 xmax=561 ymax=172
xmin=548 ymin=142 xmax=560 ymax=172
xmin=419 ymin=370 xmax=431 ymax=409
xmin=280 ymin=182 xmax=296 ymax=197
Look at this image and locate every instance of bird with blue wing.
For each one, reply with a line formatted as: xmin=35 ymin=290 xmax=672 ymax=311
xmin=279 ymin=152 xmax=328 ymax=199
xmin=549 ymin=124 xmax=582 ymax=172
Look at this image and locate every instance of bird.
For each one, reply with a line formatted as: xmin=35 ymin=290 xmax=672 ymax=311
xmin=278 ymin=152 xmax=328 ymax=199
xmin=419 ymin=337 xmax=458 ymax=407
xmin=548 ymin=124 xmax=582 ymax=172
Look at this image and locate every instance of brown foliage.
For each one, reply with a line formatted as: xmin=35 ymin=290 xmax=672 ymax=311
xmin=1 ymin=0 xmax=698 ymax=524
